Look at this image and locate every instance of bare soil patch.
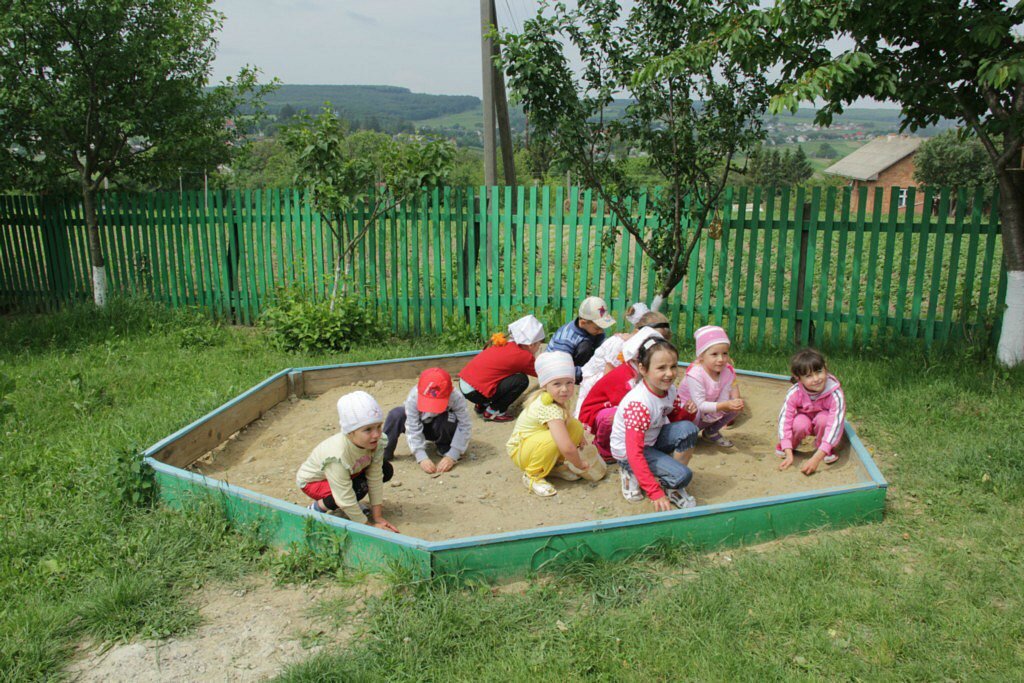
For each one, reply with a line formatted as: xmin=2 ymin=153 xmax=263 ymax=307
xmin=190 ymin=374 xmax=868 ymax=542
xmin=66 ymin=576 xmax=374 ymax=682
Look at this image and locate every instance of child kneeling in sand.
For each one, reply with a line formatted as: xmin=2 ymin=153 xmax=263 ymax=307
xmin=383 ymin=367 xmax=472 ymax=474
xmin=296 ymin=391 xmax=399 ymax=533
xmin=507 ymin=351 xmax=607 ymax=496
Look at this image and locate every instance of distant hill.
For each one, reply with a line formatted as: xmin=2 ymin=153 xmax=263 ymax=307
xmin=255 ymin=84 xmax=480 ymax=121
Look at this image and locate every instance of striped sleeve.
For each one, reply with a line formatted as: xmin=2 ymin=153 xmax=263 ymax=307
xmin=819 ymin=387 xmax=847 ymax=455
xmin=777 ymin=384 xmax=802 ymax=451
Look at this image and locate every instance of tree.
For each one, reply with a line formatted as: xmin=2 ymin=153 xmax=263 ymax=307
xmin=913 ymin=129 xmax=996 ymax=208
xmin=787 ymin=147 xmax=814 ymax=186
xmin=817 ymin=142 xmax=839 ymax=159
xmin=278 ymin=104 xmax=297 ymax=122
xmin=0 ymin=0 xmax=268 ymax=306
xmin=282 ymin=106 xmax=455 ymax=308
xmin=500 ymin=0 xmax=768 ymax=311
xmin=722 ymin=0 xmax=1024 ymax=364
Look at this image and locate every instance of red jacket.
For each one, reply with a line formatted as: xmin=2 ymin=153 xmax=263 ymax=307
xmin=577 ymin=362 xmax=637 ymax=428
xmin=458 ymin=344 xmax=537 ymax=398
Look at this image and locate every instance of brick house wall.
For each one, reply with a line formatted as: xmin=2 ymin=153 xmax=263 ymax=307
xmin=851 ymin=153 xmax=921 ymax=214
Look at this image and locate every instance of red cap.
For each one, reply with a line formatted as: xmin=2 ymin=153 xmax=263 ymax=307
xmin=417 ymin=368 xmax=453 ymax=413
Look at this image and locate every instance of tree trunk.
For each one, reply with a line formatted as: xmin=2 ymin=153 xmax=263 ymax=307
xmin=995 ymin=170 xmax=1024 ymax=366
xmin=82 ymin=184 xmax=107 ymax=307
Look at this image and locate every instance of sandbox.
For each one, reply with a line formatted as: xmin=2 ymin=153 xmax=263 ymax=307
xmin=143 ymin=352 xmax=887 ymax=580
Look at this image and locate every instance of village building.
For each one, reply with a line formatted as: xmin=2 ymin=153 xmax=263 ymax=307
xmin=824 ymin=135 xmax=924 ymax=213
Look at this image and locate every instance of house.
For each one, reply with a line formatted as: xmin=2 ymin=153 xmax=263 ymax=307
xmin=824 ymin=135 xmax=924 ymax=213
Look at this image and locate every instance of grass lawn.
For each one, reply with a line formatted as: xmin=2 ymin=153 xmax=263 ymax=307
xmin=2 ymin=300 xmax=1022 ymax=680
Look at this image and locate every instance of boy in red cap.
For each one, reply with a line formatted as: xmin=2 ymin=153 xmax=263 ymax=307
xmin=383 ymin=367 xmax=473 ymax=474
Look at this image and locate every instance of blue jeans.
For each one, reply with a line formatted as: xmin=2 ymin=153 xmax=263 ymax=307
xmin=621 ymin=420 xmax=698 ymax=490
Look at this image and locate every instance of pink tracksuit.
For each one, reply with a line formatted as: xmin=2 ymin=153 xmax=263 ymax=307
xmin=776 ymin=374 xmax=846 ymax=455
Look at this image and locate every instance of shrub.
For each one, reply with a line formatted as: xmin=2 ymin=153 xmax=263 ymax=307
xmin=260 ymin=291 xmax=375 ymax=352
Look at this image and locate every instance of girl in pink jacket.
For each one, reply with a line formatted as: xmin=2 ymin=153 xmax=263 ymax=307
xmin=777 ymin=348 xmax=847 ymax=475
xmin=678 ymin=325 xmax=744 ymax=447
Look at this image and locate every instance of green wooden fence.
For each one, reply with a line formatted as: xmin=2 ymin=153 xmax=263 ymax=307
xmin=0 ymin=184 xmax=1007 ymax=348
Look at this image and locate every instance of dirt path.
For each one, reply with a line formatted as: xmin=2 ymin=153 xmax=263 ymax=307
xmin=191 ymin=374 xmax=868 ymax=541
xmin=65 ymin=576 xmax=374 ymax=682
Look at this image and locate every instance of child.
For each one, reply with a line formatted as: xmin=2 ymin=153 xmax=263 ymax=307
xmin=459 ymin=315 xmax=544 ymax=422
xmin=296 ymin=391 xmax=399 ymax=533
xmin=610 ymin=338 xmax=699 ymax=509
xmin=548 ymin=295 xmax=617 ymax=383
xmin=577 ymin=325 xmax=674 ymax=463
xmin=575 ymin=306 xmax=666 ymax=416
xmin=383 ymin=367 xmax=472 ymax=475
xmin=679 ymin=325 xmax=744 ymax=447
xmin=507 ymin=351 xmax=608 ymax=496
xmin=777 ymin=348 xmax=847 ymax=476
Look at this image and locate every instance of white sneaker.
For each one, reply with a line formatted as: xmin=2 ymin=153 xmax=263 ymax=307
xmin=619 ymin=468 xmax=644 ymax=502
xmin=522 ymin=473 xmax=557 ymax=497
xmin=823 ymin=452 xmax=839 ymax=464
xmin=667 ymin=488 xmax=697 ymax=509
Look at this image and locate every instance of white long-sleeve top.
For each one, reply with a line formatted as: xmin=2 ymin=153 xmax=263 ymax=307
xmin=401 ymin=386 xmax=473 ymax=462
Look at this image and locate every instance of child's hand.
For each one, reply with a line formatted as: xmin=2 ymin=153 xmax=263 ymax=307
xmin=779 ymin=450 xmax=794 ymax=471
xmin=436 ymin=456 xmax=457 ymax=473
xmin=800 ymin=452 xmax=825 ymax=476
xmin=724 ymin=398 xmax=744 ymax=412
xmin=373 ymin=518 xmax=399 ymax=533
xmin=652 ymin=496 xmax=673 ymax=512
xmin=419 ymin=459 xmax=437 ymax=474
xmin=683 ymin=399 xmax=697 ymax=413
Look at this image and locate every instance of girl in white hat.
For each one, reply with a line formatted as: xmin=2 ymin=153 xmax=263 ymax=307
xmin=506 ymin=351 xmax=607 ymax=496
xmin=296 ymin=391 xmax=399 ymax=532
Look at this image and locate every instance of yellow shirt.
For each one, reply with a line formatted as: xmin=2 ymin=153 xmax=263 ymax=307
xmin=506 ymin=393 xmax=569 ymax=457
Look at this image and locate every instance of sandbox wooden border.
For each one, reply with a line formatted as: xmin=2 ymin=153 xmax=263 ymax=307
xmin=142 ymin=352 xmax=888 ymax=580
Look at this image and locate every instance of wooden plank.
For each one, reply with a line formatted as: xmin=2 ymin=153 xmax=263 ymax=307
xmin=578 ymin=188 xmax=592 ymax=303
xmin=632 ymin=192 xmax=648 ymax=308
xmin=960 ymin=187 xmax=985 ymax=329
xmin=713 ymin=188 xmax=733 ymax=327
xmin=617 ymin=196 xmax=633 ymax=314
xmin=800 ymin=187 xmax=820 ymax=347
xmin=940 ymin=189 xmax=967 ymax=341
xmin=844 ymin=187 xmax=867 ymax=347
xmin=877 ymin=188 xmax=901 ymax=337
xmin=540 ymin=186 xmax=551 ymax=309
xmin=302 ymin=356 xmax=473 ymax=396
xmin=861 ymin=188 xmax=883 ymax=345
xmin=513 ymin=185 xmax=526 ymax=311
xmin=772 ymin=187 xmax=790 ymax=346
xmin=151 ymin=376 xmax=290 ymax=469
xmin=728 ymin=186 xmax=748 ymax=341
xmin=398 ymin=195 xmax=410 ymax=332
xmin=894 ymin=187 xmax=917 ymax=336
xmin=787 ymin=187 xmax=806 ymax=345
xmin=489 ymin=186 xmax=500 ymax=328
xmin=564 ymin=186 xmax=579 ymax=315
xmin=741 ymin=186 xmax=761 ymax=345
xmin=976 ymin=189 xmax=999 ymax=326
xmin=432 ymin=186 xmax=444 ymax=333
xmin=466 ymin=187 xmax=478 ymax=333
xmin=830 ymin=188 xmax=851 ymax=342
xmin=908 ymin=187 xmax=935 ymax=341
xmin=527 ymin=186 xmax=539 ymax=309
xmin=699 ymin=199 xmax=718 ymax=334
xmin=760 ymin=188 xmax=779 ymax=349
xmin=441 ymin=187 xmax=454 ymax=320
xmin=501 ymin=185 xmax=512 ymax=317
xmin=924 ymin=189 xmax=950 ymax=346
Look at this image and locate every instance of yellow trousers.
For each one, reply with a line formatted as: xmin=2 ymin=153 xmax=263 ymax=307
xmin=511 ymin=418 xmax=585 ymax=482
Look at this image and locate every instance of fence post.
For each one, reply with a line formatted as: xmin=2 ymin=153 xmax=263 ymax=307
xmin=795 ymin=201 xmax=815 ymax=346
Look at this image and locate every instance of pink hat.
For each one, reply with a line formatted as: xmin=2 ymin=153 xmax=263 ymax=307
xmin=694 ymin=325 xmax=730 ymax=357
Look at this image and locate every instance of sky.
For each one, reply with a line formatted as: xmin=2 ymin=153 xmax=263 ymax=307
xmin=212 ymin=0 xmax=539 ymax=97
xmin=211 ymin=0 xmax=895 ymax=108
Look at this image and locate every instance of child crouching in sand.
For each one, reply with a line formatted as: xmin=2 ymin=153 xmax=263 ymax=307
xmin=296 ymin=391 xmax=399 ymax=533
xmin=507 ymin=351 xmax=607 ymax=496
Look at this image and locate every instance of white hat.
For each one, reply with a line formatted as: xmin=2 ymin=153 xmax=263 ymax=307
xmin=578 ymin=296 xmax=616 ymax=329
xmin=534 ymin=351 xmax=575 ymax=387
xmin=508 ymin=314 xmax=545 ymax=345
xmin=626 ymin=302 xmax=650 ymax=325
xmin=622 ymin=327 xmax=665 ymax=363
xmin=337 ymin=391 xmax=384 ymax=433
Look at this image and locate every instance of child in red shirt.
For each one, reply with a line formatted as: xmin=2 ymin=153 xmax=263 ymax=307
xmin=458 ymin=315 xmax=545 ymax=422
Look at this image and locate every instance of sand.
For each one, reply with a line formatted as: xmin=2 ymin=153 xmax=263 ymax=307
xmin=189 ymin=374 xmax=868 ymax=542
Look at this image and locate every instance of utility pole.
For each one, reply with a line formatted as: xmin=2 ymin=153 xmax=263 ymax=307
xmin=490 ymin=0 xmax=516 ymax=191
xmin=480 ymin=0 xmax=497 ymax=187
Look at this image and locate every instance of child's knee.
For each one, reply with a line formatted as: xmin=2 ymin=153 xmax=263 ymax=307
xmin=663 ymin=463 xmax=693 ymax=489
